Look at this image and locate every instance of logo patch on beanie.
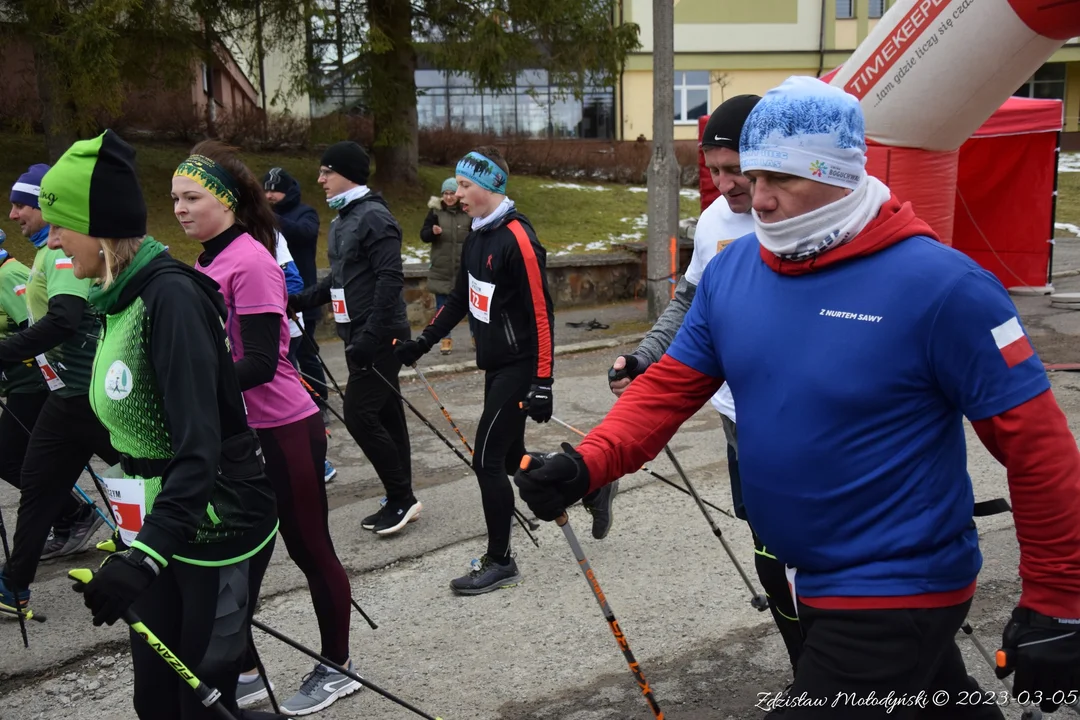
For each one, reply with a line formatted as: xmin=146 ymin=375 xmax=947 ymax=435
xmin=810 ymin=160 xmax=828 ymax=178
xmin=41 ymin=192 xmax=57 ymax=207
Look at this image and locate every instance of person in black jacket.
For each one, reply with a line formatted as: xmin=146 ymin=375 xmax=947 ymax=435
xmin=41 ymin=129 xmax=281 ymax=720
xmin=290 ymin=141 xmax=421 ymax=537
xmin=395 ymin=146 xmax=555 ymax=595
xmin=263 ymin=167 xmax=329 ymax=421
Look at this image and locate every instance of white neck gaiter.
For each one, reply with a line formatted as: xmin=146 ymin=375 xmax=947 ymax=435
xmin=754 ymin=176 xmax=891 ymax=261
xmin=328 ymin=185 xmax=370 ymax=211
xmin=472 ymin=197 xmax=515 ymax=231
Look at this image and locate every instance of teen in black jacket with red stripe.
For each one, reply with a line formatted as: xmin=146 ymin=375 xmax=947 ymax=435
xmin=396 ymin=146 xmax=554 ymax=595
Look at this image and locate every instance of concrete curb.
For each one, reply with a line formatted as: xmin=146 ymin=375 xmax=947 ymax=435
xmin=1052 ymin=268 xmax=1080 ymax=280
xmin=398 ymin=333 xmax=646 ymax=380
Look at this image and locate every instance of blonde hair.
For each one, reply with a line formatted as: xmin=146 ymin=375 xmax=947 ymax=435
xmin=99 ymin=237 xmax=145 ymax=289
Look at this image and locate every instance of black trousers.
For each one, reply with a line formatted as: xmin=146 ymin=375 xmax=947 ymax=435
xmin=342 ymin=328 xmax=414 ymax=504
xmin=6 ymin=392 xmax=119 ymax=587
xmin=765 ymin=598 xmax=1004 ymax=719
xmin=752 ymin=528 xmax=804 ymax=675
xmin=473 ymin=361 xmax=531 ymax=560
xmin=131 ymin=536 xmax=276 ymax=719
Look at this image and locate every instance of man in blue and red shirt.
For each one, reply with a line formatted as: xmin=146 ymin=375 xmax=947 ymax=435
xmin=516 ymin=76 xmax=1080 ymax=717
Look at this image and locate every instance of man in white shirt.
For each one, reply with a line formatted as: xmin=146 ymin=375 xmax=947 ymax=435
xmin=606 ymin=94 xmax=804 ymax=677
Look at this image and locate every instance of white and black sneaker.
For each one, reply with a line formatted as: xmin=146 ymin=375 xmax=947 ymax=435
xmin=280 ymin=661 xmax=363 ymax=716
xmin=360 ymin=497 xmax=388 ymax=531
xmin=372 ymin=498 xmax=422 ymax=536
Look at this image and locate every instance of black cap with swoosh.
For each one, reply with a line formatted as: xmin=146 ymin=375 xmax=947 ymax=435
xmin=700 ymin=94 xmax=762 ymax=152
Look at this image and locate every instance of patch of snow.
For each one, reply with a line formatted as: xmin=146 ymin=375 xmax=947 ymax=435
xmin=401 ymin=246 xmax=430 ymax=264
xmin=680 ymin=189 xmax=700 ymax=200
xmin=584 ymin=241 xmax=610 ymax=251
xmin=607 ymin=232 xmax=644 ymax=242
xmin=1056 ymin=222 xmax=1080 ymax=238
xmin=540 ymin=183 xmax=610 ymax=192
xmin=1060 ymin=153 xmax=1080 ymax=173
xmin=628 ymin=186 xmax=648 ymax=193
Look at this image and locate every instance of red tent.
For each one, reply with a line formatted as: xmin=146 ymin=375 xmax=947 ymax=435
xmin=951 ymin=96 xmax=1063 ymax=289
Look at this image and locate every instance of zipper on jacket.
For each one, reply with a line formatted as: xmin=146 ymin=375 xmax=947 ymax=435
xmin=501 ymin=311 xmax=519 ymax=353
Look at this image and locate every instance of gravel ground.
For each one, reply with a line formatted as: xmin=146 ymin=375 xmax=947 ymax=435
xmin=3 ymin=265 xmax=1080 ymax=719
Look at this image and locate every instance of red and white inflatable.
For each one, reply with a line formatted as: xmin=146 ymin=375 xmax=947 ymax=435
xmin=829 ymin=0 xmax=1078 ymax=152
xmin=698 ymin=0 xmax=1075 ymax=287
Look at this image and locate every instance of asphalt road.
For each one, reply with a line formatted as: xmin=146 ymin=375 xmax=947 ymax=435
xmin=4 ymin=240 xmax=1080 ymax=719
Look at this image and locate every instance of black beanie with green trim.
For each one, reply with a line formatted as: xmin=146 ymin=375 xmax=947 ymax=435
xmin=39 ymin=129 xmax=147 ymax=239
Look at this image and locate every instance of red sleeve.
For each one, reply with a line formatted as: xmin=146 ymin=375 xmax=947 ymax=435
xmin=972 ymin=388 xmax=1080 ymax=618
xmin=578 ymin=354 xmax=722 ymax=493
xmin=508 ymin=221 xmax=553 ymax=380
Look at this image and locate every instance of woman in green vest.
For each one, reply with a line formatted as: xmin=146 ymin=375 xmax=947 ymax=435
xmin=420 ymin=177 xmax=471 ymax=355
xmin=40 ymin=129 xmax=281 ymax=720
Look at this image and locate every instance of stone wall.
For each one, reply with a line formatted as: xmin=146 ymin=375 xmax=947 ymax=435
xmin=310 ymin=240 xmax=696 ymax=338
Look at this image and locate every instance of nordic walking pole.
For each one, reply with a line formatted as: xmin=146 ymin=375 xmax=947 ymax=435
xmin=370 ymin=367 xmax=541 ymax=546
xmin=69 ymin=570 xmax=237 ymax=719
xmin=959 ymin=622 xmax=1050 ymax=720
xmin=297 ymin=372 xmax=348 ymax=426
xmin=251 ymin=618 xmax=445 ymax=720
xmin=248 ymin=628 xmax=281 ymax=714
xmin=662 ymin=445 xmax=769 ymax=612
xmin=71 ymin=483 xmax=117 ymax=532
xmin=549 ymin=415 xmax=735 ymax=520
xmin=0 ymin=506 xmax=29 ymax=648
xmin=290 ymin=311 xmax=347 ymax=399
xmin=393 ymin=339 xmax=474 ymax=455
xmin=517 ymin=455 xmax=663 ymax=719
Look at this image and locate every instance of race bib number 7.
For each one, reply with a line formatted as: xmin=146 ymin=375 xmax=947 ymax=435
xmin=330 ymin=287 xmax=349 ymax=324
xmin=468 ymin=273 xmax=495 ymax=324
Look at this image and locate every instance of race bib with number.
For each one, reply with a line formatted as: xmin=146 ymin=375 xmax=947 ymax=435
xmin=99 ymin=465 xmax=146 ymax=547
xmin=34 ymin=354 xmax=65 ymax=391
xmin=330 ymin=287 xmax=349 ymax=323
xmin=468 ymin=274 xmax=495 ymax=324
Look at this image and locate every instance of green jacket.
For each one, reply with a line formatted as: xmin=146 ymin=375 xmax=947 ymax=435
xmin=89 ymin=239 xmax=277 ymax=567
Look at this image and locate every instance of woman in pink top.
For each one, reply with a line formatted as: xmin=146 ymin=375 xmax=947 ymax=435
xmin=172 ymin=142 xmax=361 ymax=716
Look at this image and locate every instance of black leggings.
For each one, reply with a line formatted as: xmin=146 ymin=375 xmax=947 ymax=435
xmin=248 ymin=413 xmax=352 ymax=664
xmin=131 ymin=536 xmax=276 ymax=719
xmin=6 ymin=392 xmax=119 ymax=587
xmin=473 ymin=362 xmax=531 ymax=560
xmin=0 ymin=390 xmax=47 ymax=490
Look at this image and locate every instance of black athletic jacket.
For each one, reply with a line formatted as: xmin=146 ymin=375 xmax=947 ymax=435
xmin=293 ymin=193 xmax=409 ymax=350
xmin=421 ymin=210 xmax=554 ymax=379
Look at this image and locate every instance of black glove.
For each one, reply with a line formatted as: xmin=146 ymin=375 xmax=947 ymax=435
xmin=81 ymin=549 xmax=160 ymax=627
xmin=997 ymin=606 xmax=1080 ymax=712
xmin=607 ymin=354 xmax=650 ymax=385
xmin=514 ymin=442 xmax=591 ymax=521
xmin=522 ymin=379 xmax=553 ymax=423
xmin=287 ymin=294 xmax=303 ymax=314
xmin=345 ymin=333 xmax=379 ymax=369
xmin=394 ymin=336 xmax=431 ymax=367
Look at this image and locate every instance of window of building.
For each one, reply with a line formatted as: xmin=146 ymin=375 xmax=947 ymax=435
xmin=836 ymin=0 xmax=854 ymax=19
xmin=1013 ymin=63 xmax=1067 ymax=101
xmin=674 ymin=71 xmax=710 ymax=124
xmin=413 ymin=67 xmax=615 ymax=139
xmin=869 ymin=0 xmax=885 ymax=18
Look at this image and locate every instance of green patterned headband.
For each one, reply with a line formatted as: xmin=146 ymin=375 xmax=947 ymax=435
xmin=174 ymin=154 xmax=240 ymax=211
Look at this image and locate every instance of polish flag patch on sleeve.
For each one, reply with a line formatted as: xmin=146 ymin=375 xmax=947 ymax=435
xmin=54 ymin=257 xmax=73 ymax=270
xmin=991 ymin=317 xmax=1034 ymax=369
xmin=13 ymin=285 xmax=25 ymax=296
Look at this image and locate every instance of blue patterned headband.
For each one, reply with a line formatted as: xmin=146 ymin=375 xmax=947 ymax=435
xmin=455 ymin=152 xmax=507 ymax=194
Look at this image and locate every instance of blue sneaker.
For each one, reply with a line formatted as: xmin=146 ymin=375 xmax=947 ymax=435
xmin=324 ymin=460 xmax=338 ymax=484
xmin=0 ymin=573 xmax=30 ymax=619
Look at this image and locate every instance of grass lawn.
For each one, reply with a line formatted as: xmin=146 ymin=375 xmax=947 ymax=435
xmin=1055 ymin=157 xmax=1080 ymax=238
xmin=0 ymin=132 xmax=701 ymax=268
